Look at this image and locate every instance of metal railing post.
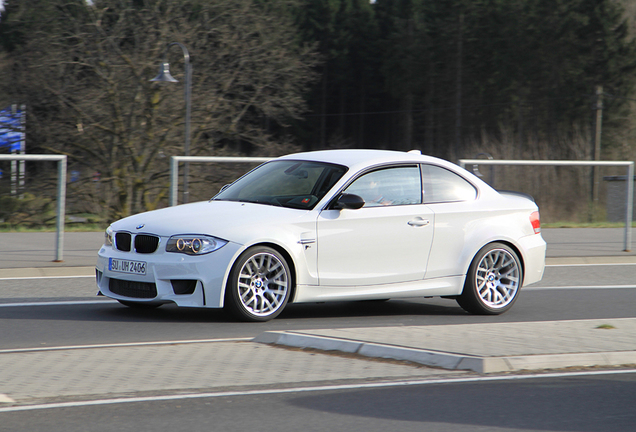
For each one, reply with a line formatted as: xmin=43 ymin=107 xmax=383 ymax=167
xmin=0 ymin=154 xmax=67 ymax=261
xmin=625 ymin=162 xmax=634 ymax=252
xmin=55 ymin=157 xmax=67 ymax=261
xmin=169 ymin=157 xmax=179 ymax=207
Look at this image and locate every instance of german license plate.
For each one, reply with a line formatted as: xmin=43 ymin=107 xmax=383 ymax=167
xmin=109 ymin=258 xmax=147 ymax=275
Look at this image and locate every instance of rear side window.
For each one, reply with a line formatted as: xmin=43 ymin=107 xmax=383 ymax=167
xmin=345 ymin=166 xmax=422 ymax=207
xmin=421 ymin=164 xmax=477 ymax=203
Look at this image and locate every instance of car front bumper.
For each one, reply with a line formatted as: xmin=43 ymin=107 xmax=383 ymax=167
xmin=95 ymin=242 xmax=242 ymax=308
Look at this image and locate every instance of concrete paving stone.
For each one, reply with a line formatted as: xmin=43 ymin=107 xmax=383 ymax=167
xmin=0 ymin=232 xmax=104 ymax=269
xmin=0 ymin=276 xmax=99 ymax=300
xmin=0 ymin=341 xmax=465 ymax=404
xmin=0 ymin=267 xmax=95 ymax=279
xmin=541 ymin=228 xmax=636 ymax=257
xmin=256 ymin=318 xmax=636 ymax=373
xmin=288 ymin=318 xmax=636 ymax=357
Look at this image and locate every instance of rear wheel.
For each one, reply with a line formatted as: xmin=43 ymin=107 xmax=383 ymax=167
xmin=225 ymin=246 xmax=291 ymax=322
xmin=457 ymin=243 xmax=522 ymax=315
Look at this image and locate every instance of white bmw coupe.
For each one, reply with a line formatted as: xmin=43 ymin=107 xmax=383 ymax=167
xmin=96 ymin=149 xmax=546 ymax=321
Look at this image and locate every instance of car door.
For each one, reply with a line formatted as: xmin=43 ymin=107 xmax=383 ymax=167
xmin=419 ymin=164 xmax=480 ymax=279
xmin=316 ymin=165 xmax=434 ymax=286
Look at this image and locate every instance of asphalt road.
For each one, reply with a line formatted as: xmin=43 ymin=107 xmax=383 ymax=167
xmin=0 ymin=260 xmax=635 ymax=430
xmin=1 ymin=263 xmax=635 ymax=349
xmin=2 ymin=372 xmax=635 ymax=432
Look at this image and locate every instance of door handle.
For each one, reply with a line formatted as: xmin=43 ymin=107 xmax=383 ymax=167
xmin=408 ymin=218 xmax=430 ymax=227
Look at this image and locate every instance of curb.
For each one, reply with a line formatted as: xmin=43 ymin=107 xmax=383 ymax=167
xmin=254 ymin=331 xmax=636 ymax=374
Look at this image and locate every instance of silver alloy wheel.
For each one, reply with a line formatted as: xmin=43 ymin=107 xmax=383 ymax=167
xmin=236 ymin=252 xmax=289 ymax=317
xmin=475 ymin=248 xmax=520 ymax=309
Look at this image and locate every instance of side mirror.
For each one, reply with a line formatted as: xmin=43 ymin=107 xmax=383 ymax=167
xmin=333 ymin=193 xmax=365 ymax=210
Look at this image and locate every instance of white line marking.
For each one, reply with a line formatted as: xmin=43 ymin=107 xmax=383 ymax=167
xmin=0 ymin=300 xmax=115 ymax=308
xmin=0 ymin=369 xmax=634 ymax=413
xmin=0 ymin=338 xmax=253 ymax=354
xmin=545 ymin=263 xmax=636 ymax=267
xmin=525 ymin=285 xmax=636 ymax=290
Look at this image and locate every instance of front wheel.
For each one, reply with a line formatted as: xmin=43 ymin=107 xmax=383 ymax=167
xmin=457 ymin=243 xmax=522 ymax=315
xmin=224 ymin=246 xmax=292 ymax=322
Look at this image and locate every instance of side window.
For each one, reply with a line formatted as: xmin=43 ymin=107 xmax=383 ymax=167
xmin=422 ymin=165 xmax=477 ymax=203
xmin=345 ymin=166 xmax=422 ymax=207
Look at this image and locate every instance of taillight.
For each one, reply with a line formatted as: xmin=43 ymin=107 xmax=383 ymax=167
xmin=530 ymin=211 xmax=541 ymax=234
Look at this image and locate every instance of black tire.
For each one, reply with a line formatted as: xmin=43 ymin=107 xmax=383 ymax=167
xmin=117 ymin=300 xmax=162 ymax=309
xmin=457 ymin=242 xmax=522 ymax=315
xmin=224 ymin=246 xmax=292 ymax=322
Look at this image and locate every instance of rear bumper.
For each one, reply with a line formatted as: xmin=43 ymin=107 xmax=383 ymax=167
xmin=519 ymin=233 xmax=546 ymax=286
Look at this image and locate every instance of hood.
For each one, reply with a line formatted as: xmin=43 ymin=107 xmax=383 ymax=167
xmin=110 ymin=200 xmax=314 ymax=241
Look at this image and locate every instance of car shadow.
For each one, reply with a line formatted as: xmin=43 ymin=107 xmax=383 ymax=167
xmin=286 ymin=376 xmax=636 ymax=432
xmin=279 ymin=298 xmax=467 ymax=320
xmin=0 ymin=297 xmax=467 ymax=325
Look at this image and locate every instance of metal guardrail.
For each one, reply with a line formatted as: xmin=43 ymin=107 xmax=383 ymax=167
xmin=169 ymin=156 xmax=634 ymax=251
xmin=2 ymin=154 xmax=630 ymax=259
xmin=0 ymin=154 xmax=67 ymax=261
xmin=169 ymin=156 xmax=272 ymax=207
xmin=459 ymin=159 xmax=635 ymax=252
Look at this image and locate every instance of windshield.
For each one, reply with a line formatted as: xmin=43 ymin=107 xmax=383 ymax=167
xmin=213 ymin=160 xmax=348 ymax=210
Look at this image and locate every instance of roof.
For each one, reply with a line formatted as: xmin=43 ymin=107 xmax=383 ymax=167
xmin=278 ymin=149 xmax=448 ymax=171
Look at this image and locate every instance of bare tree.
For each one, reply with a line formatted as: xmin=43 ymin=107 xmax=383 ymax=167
xmin=1 ymin=0 xmax=318 ymax=219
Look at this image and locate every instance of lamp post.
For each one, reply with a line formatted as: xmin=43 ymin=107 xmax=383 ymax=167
xmin=151 ymin=42 xmax=192 ymax=204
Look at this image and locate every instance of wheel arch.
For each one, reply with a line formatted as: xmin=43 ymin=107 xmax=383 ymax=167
xmin=463 ymin=239 xmax=526 ymax=285
xmin=457 ymin=240 xmax=525 ymax=314
xmin=462 ymin=239 xmax=526 ymax=290
xmin=222 ymin=241 xmax=298 ymax=306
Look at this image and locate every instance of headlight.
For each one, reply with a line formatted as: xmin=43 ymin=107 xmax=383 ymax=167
xmin=166 ymin=235 xmax=228 ymax=255
xmin=105 ymin=227 xmax=114 ymax=247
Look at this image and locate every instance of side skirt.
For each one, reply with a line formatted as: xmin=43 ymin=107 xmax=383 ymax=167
xmin=292 ymin=275 xmax=466 ymax=303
